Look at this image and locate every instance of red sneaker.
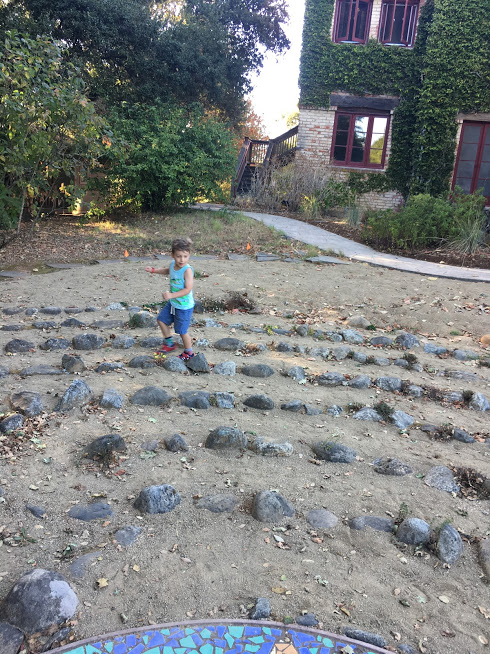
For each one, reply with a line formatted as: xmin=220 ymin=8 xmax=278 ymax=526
xmin=156 ymin=342 xmax=177 ymax=353
xmin=178 ymin=351 xmax=195 ymax=361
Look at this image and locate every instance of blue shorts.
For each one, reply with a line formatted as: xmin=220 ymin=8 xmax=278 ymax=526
xmin=157 ymin=303 xmax=194 ymax=335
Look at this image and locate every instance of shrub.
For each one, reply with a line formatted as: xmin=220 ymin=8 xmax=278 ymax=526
xmin=447 ymin=187 xmax=487 ymax=254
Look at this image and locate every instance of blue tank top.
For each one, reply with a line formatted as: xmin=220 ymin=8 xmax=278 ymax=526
xmin=169 ymin=261 xmax=194 ymax=309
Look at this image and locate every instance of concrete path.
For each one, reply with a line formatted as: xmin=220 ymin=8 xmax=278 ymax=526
xmin=192 ymin=204 xmax=490 ymax=283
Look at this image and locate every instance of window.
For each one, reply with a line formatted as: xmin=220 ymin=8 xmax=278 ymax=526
xmin=379 ymin=0 xmax=419 ymax=47
xmin=453 ymin=122 xmax=490 ymax=202
xmin=333 ymin=0 xmax=373 ymax=44
xmin=331 ymin=112 xmax=390 ymax=168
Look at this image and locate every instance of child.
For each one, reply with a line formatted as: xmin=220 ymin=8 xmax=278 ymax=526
xmin=145 ymin=237 xmax=195 ymax=360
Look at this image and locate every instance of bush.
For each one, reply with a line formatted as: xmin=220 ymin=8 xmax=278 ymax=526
xmin=447 ymin=188 xmax=487 ymax=254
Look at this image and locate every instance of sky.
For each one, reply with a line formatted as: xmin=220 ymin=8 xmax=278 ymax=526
xmin=248 ymin=0 xmax=306 ymax=138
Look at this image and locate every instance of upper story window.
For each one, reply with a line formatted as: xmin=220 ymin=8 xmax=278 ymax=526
xmin=331 ymin=112 xmax=390 ymax=169
xmin=333 ymin=0 xmax=373 ymax=45
xmin=379 ymin=0 xmax=419 ymax=47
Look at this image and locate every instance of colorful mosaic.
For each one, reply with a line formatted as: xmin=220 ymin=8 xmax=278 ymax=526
xmin=49 ymin=621 xmax=390 ymax=654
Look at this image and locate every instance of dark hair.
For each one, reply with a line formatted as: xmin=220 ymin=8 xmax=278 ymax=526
xmin=171 ymin=237 xmax=192 ymax=254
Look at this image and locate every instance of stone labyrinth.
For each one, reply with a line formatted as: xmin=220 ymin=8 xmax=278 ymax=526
xmin=0 ymin=259 xmax=489 ymax=654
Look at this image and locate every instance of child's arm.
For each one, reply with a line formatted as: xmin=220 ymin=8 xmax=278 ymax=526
xmin=162 ymin=267 xmax=194 ymax=301
xmin=145 ymin=265 xmax=170 ymax=275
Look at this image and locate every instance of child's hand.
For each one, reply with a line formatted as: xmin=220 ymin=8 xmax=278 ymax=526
xmin=162 ymin=291 xmax=172 ymax=300
xmin=145 ymin=266 xmax=153 ymax=273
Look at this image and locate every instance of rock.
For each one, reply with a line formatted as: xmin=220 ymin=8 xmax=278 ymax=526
xmin=295 ymin=325 xmax=308 ymax=337
xmin=341 ymin=329 xmax=364 ymax=344
xmin=317 ymin=372 xmax=347 ymax=386
xmin=312 ymin=441 xmax=357 ymax=463
xmin=295 ymin=613 xmax=319 ymax=627
xmin=68 ymin=502 xmax=113 ymax=521
xmin=398 ymin=645 xmax=417 ymax=654
xmin=1 ymin=324 xmax=24 ymax=332
xmin=287 ymin=366 xmax=306 ymax=382
xmin=397 ymin=518 xmax=430 ymax=545
xmin=10 ymin=391 xmax=43 ymax=417
xmin=20 ymin=365 xmax=61 ymax=377
xmin=185 ymin=352 xmax=210 ymax=373
xmin=40 ymin=306 xmax=62 ymax=315
xmin=349 ymin=516 xmax=394 ymax=532
xmin=72 ymin=333 xmax=105 ymax=350
xmin=195 ymin=338 xmax=209 ymax=347
xmin=196 ymin=494 xmax=238 ymax=513
xmin=445 ymin=370 xmax=479 ymax=381
xmin=374 ymin=457 xmax=412 ymax=476
xmin=5 ymin=338 xmax=35 ymax=353
xmin=420 ymin=423 xmax=439 ymax=434
xmin=25 ymin=308 xmax=38 ymax=316
xmin=333 ymin=345 xmax=351 ymax=360
xmin=453 ymin=349 xmax=480 ymax=361
xmin=214 ymin=337 xmax=244 ymax=351
xmin=250 ymin=437 xmax=293 ymax=457
xmin=213 ymin=392 xmax=235 ymax=409
xmin=375 ymin=376 xmax=402 ymax=391
xmin=139 ymin=336 xmax=163 ymax=349
xmin=326 ymin=405 xmax=343 ymax=417
xmin=106 ymin=302 xmax=125 ymax=310
xmin=395 ymin=332 xmax=419 ymax=349
xmin=26 ymin=504 xmax=47 ymax=519
xmin=242 ymin=364 xmax=274 ymax=378
xmin=129 ymin=310 xmax=157 ymax=328
xmin=304 ymin=404 xmax=322 ymax=415
xmin=394 ymin=358 xmax=409 ymax=368
xmin=249 ymin=597 xmax=271 ymax=620
xmin=437 ymin=523 xmax=463 ymax=565
xmin=85 ymin=306 xmax=99 ymax=312
xmin=164 ymin=434 xmax=189 ymax=452
xmin=353 ymin=407 xmax=382 ymax=422
xmin=212 ymin=361 xmax=236 ymax=376
xmin=96 ymin=361 xmax=124 ymax=372
xmin=272 ymin=328 xmax=290 ymax=336
xmin=306 ymin=509 xmax=338 ymax=529
xmin=69 ymin=552 xmax=102 ymax=579
xmin=342 ymin=629 xmax=386 ymax=649
xmin=112 ymin=335 xmax=135 ymax=349
xmin=0 ymin=413 xmax=24 ymax=434
xmin=40 ymin=338 xmax=70 ymax=351
xmin=61 ymin=354 xmax=86 ymax=373
xmin=134 ymin=484 xmax=181 ymax=514
xmin=179 ymin=391 xmax=211 ymax=409
xmin=424 ymin=343 xmax=447 ymax=355
xmin=308 ymin=347 xmax=331 ymax=359
xmin=390 ymin=410 xmax=414 ymax=430
xmin=444 ymin=391 xmax=465 ymax=404
xmin=276 ymin=342 xmax=294 ymax=352
xmin=204 ymin=319 xmax=222 ymax=328
xmin=281 ymin=399 xmax=305 ymax=413
xmin=61 ymin=317 xmax=86 ymax=327
xmin=369 ymin=336 xmax=393 ymax=347
xmin=373 ymin=356 xmax=391 ymax=366
xmin=0 ymin=569 xmax=78 ymax=636
xmin=478 ymin=538 xmax=490 ymax=579
xmin=324 ymin=331 xmax=343 ymax=342
xmin=452 ymin=428 xmax=475 ymax=443
xmin=469 ymin=392 xmax=489 ymax=411
xmin=100 ymin=388 xmax=124 ymax=409
xmin=0 ymin=622 xmax=24 ymax=653
xmin=141 ymin=440 xmax=160 ymax=452
xmin=347 ymin=375 xmax=371 ymax=389
xmin=205 ymin=427 xmax=247 ymax=450
xmin=243 ymin=394 xmax=274 ymax=410
xmin=64 ymin=307 xmax=83 ymax=314
xmin=32 ymin=320 xmax=57 ymax=329
xmin=130 ymin=386 xmax=173 ymax=406
xmin=128 ymin=355 xmax=157 ymax=369
xmin=114 ymin=526 xmax=142 ymax=547
xmin=424 ymin=466 xmax=460 ymax=494
xmin=83 ymin=434 xmax=127 ymax=459
xmin=352 ymin=351 xmax=367 ymax=364
xmin=0 ymin=366 xmax=9 ymax=378
xmin=162 ymin=357 xmax=188 ymax=373
xmin=55 ymin=379 xmax=92 ymax=411
xmin=348 ymin=315 xmax=371 ymax=329
xmin=3 ymin=307 xmax=23 ymax=315
xmin=251 ymin=490 xmax=295 ymax=522
xmin=406 ymin=384 xmax=424 ymax=397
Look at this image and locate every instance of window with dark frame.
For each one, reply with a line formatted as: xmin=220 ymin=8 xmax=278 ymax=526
xmin=453 ymin=122 xmax=490 ymax=201
xmin=331 ymin=112 xmax=390 ymax=168
xmin=379 ymin=0 xmax=419 ymax=47
xmin=333 ymin=0 xmax=373 ymax=44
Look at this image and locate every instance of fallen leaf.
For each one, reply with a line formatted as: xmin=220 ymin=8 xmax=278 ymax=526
xmin=479 ymin=606 xmax=490 ymax=619
xmin=479 ymin=635 xmax=489 ymax=645
xmin=132 ymin=564 xmax=140 ymax=572
xmin=272 ymin=587 xmax=287 ymax=594
xmin=340 ymin=607 xmax=351 ymax=617
xmin=97 ymin=578 xmax=109 ymax=588
xmin=438 ymin=595 xmax=450 ymax=604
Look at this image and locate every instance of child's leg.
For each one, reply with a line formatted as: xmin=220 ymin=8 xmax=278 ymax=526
xmin=156 ymin=304 xmax=177 ymax=352
xmin=174 ymin=308 xmax=194 ymax=359
xmin=157 ymin=319 xmax=172 ymax=339
xmin=181 ymin=333 xmax=192 ymax=351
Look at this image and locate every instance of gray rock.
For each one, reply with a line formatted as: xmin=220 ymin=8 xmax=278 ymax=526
xmin=398 ymin=645 xmax=417 ymax=654
xmin=130 ymin=386 xmax=173 ymax=406
xmin=112 ymin=335 xmax=135 ymax=349
xmin=0 ymin=365 xmax=9 ymax=378
xmin=162 ymin=357 xmax=188 ymax=373
xmin=10 ymin=391 xmax=43 ymax=417
xmin=185 ymin=352 xmax=210 ymax=373
xmin=85 ymin=306 xmax=99 ymax=312
xmin=375 ymin=376 xmax=402 ymax=391
xmin=369 ymin=336 xmax=393 ymax=347
xmin=213 ymin=392 xmax=235 ymax=409
xmin=40 ymin=338 xmax=70 ymax=351
xmin=373 ymin=356 xmax=391 ymax=366
xmin=437 ymin=523 xmax=463 ymax=565
xmin=276 ymin=342 xmax=294 ymax=352
xmin=424 ymin=466 xmax=460 ymax=494
xmin=349 ymin=516 xmax=394 ymax=532
xmin=445 ymin=370 xmax=480 ymax=381
xmin=179 ymin=391 xmax=211 ymax=409
xmin=317 ymin=372 xmax=347 ymax=386
xmin=374 ymin=457 xmax=412 ymax=476
xmin=96 ymin=361 xmax=125 ymax=373
xmin=306 ymin=509 xmax=338 ymax=529
xmin=341 ymin=329 xmax=364 ymax=344
xmin=394 ymin=358 xmax=409 ymax=369
xmin=347 ymin=375 xmax=371 ymax=389
xmin=272 ymin=328 xmax=290 ymax=336
xmin=3 ymin=307 xmax=23 ymax=315
xmin=134 ymin=484 xmax=181 ymax=514
xmin=353 ymin=407 xmax=382 ymax=422
xmin=203 ymin=318 xmax=222 ymax=328
xmin=100 ymin=388 xmax=124 ymax=409
xmin=420 ymin=423 xmax=439 ymax=434
xmin=0 ymin=569 xmax=78 ymax=636
xmin=64 ymin=307 xmax=84 ymax=314
xmin=294 ymin=345 xmax=307 ymax=355
xmin=61 ymin=318 xmax=86 ymax=327
xmin=114 ymin=526 xmax=142 ymax=547
xmin=452 ymin=428 xmax=475 ymax=443
xmin=287 ymin=366 xmax=306 ymax=382
xmin=308 ymin=347 xmax=331 ymax=359
xmin=212 ymin=361 xmax=236 ymax=376
xmin=326 ymin=405 xmax=343 ymax=417
xmin=72 ymin=333 xmax=105 ymax=350
xmin=397 ymin=518 xmax=430 ymax=545
xmin=164 ymin=434 xmax=189 ymax=452
xmin=214 ymin=337 xmax=244 ymax=351
xmin=26 ymin=504 xmax=46 ymax=519
xmin=249 ymin=598 xmax=271 ymax=620
xmin=242 ymin=363 xmax=275 ymax=378
xmin=1 ymin=324 xmax=24 ymax=332
xmin=129 ymin=311 xmax=157 ymax=328
xmin=83 ymin=434 xmax=127 ymax=459
xmin=106 ymin=302 xmax=126 ymax=310
xmin=128 ymin=355 xmax=157 ymax=369
xmin=141 ymin=440 xmax=160 ymax=452
xmin=333 ymin=345 xmax=351 ymax=360
xmin=243 ymin=394 xmax=274 ymax=410
xmin=250 ymin=437 xmax=293 ymax=457
xmin=352 ymin=351 xmax=368 ymax=364
xmin=0 ymin=413 xmax=25 ymax=433
xmin=196 ymin=494 xmax=238 ymax=513
xmin=195 ymin=338 xmax=210 ymax=347
xmin=32 ymin=320 xmax=57 ymax=329
xmin=139 ymin=336 xmax=163 ymax=349
xmin=5 ymin=338 xmax=35 ymax=353
xmin=0 ymin=622 xmax=24 ymax=653
xmin=452 ymin=349 xmax=480 ymax=361
xmin=295 ymin=325 xmax=308 ymax=337
xmin=67 ymin=502 xmax=114 ymax=521
xmin=251 ymin=490 xmax=295 ymax=522
xmin=395 ymin=332 xmax=419 ymax=349
xmin=469 ymin=392 xmax=489 ymax=411
xmin=61 ymin=354 xmax=86 ymax=373
xmin=304 ymin=404 xmax=323 ymax=415
xmin=295 ymin=613 xmax=319 ymax=627
xmin=69 ymin=552 xmax=102 ymax=579
xmin=424 ymin=343 xmax=447 ymax=355
xmin=444 ymin=391 xmax=464 ymax=404
xmin=406 ymin=384 xmax=424 ymax=397
xmin=20 ymin=364 xmax=61 ymax=377
xmin=25 ymin=307 xmax=38 ymax=316
xmin=478 ymin=539 xmax=490 ymax=580
xmin=281 ymin=399 xmax=305 ymax=413
xmin=324 ymin=331 xmax=343 ymax=342
xmin=205 ymin=427 xmax=247 ymax=450
xmin=348 ymin=315 xmax=371 ymax=329
xmin=390 ymin=410 xmax=414 ymax=429
xmin=342 ymin=629 xmax=386 ymax=649
xmin=55 ymin=379 xmax=92 ymax=411
xmin=40 ymin=306 xmax=62 ymax=315
xmin=312 ymin=441 xmax=357 ymax=463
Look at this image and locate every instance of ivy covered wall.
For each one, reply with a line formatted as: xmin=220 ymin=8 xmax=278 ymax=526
xmin=299 ymin=0 xmax=490 ymax=198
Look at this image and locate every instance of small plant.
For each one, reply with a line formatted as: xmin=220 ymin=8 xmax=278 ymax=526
xmin=86 ymin=202 xmax=106 ymax=221
xmin=449 ymin=330 xmax=460 ymax=336
xmin=396 ymin=502 xmax=410 ymax=525
xmin=346 ymin=402 xmax=364 ymax=414
xmin=447 ymin=188 xmax=487 ymax=254
xmin=374 ymin=401 xmax=394 ymax=419
xmin=403 ymin=353 xmax=418 ymax=364
xmin=462 ymin=390 xmax=474 ymax=403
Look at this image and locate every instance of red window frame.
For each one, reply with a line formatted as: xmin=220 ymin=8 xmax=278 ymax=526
xmin=333 ymin=0 xmax=373 ymax=45
xmin=379 ymin=0 xmax=419 ymax=47
xmin=331 ymin=111 xmax=390 ymax=169
xmin=452 ymin=121 xmax=490 ymax=203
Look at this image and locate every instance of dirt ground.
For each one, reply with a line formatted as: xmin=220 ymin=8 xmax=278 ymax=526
xmin=0 ymin=256 xmax=489 ymax=654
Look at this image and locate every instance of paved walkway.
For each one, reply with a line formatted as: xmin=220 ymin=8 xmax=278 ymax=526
xmin=193 ymin=204 xmax=490 ymax=283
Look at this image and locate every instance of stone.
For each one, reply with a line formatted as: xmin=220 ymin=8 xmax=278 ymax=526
xmin=397 ymin=518 xmax=430 ymax=545
xmin=20 ymin=365 xmax=60 ymax=377
xmin=395 ymin=332 xmax=419 ymax=349
xmin=5 ymin=338 xmax=35 ymax=353
xmin=83 ymin=434 xmax=127 ymax=459
xmin=420 ymin=423 xmax=439 ymax=434
xmin=306 ymin=509 xmax=338 ymax=529
xmin=306 ymin=255 xmax=349 ymax=265
xmin=478 ymin=538 xmax=490 ymax=580
xmin=196 ymin=494 xmax=238 ymax=513
xmin=162 ymin=357 xmax=188 ymax=373
xmin=452 ymin=428 xmax=475 ymax=443
xmin=1 ymin=324 xmax=23 ymax=331
xmin=10 ymin=391 xmax=43 ymax=417
xmin=353 ymin=407 xmax=382 ymax=422
xmin=214 ymin=337 xmax=244 ymax=351
xmin=243 ymin=394 xmax=274 ymax=410
xmin=349 ymin=516 xmax=394 ymax=532
xmin=394 ymin=358 xmax=409 ymax=368
xmin=100 ymin=388 xmax=124 ymax=409
xmin=341 ymin=329 xmax=364 ymax=344
xmin=114 ymin=526 xmax=142 ymax=547
xmin=348 ymin=315 xmax=371 ymax=329
xmin=324 ymin=331 xmax=343 ymax=342
xmin=308 ymin=347 xmax=331 ymax=359
xmin=3 ymin=307 xmax=23 ymax=315
xmin=141 ymin=440 xmax=160 ymax=452
xmin=40 ymin=306 xmax=62 ymax=315
xmin=134 ymin=484 xmax=181 ymax=514
xmin=96 ymin=361 xmax=124 ymax=373
xmin=72 ymin=333 xmax=105 ymax=350
xmin=342 ymin=629 xmax=386 ymax=649
xmin=347 ymin=375 xmax=371 ymax=389
xmin=333 ymin=345 xmax=351 ymax=360
xmin=249 ymin=598 xmax=271 ymax=620
xmin=406 ymin=384 xmax=424 ymax=397
xmin=424 ymin=343 xmax=447 ymax=355
xmin=85 ymin=306 xmax=99 ymax=312
xmin=317 ymin=372 xmax=347 ymax=386
xmin=424 ymin=466 xmax=460 ymax=494
xmin=213 ymin=392 xmax=235 ymax=409
xmin=128 ymin=355 xmax=157 ymax=369
xmin=205 ymin=427 xmax=247 ymax=450
xmin=106 ymin=302 xmax=125 ymax=310
xmin=25 ymin=308 xmax=38 ymax=316
xmin=398 ymin=645 xmax=417 ymax=654
xmin=276 ymin=342 xmax=294 ymax=352
xmin=0 ymin=413 xmax=25 ymax=433
xmin=375 ymin=376 xmax=402 ymax=391
xmin=312 ymin=441 xmax=357 ymax=463
xmin=195 ymin=338 xmax=209 ymax=347
xmin=304 ymin=404 xmax=322 ymax=415
xmin=369 ymin=336 xmax=393 ymax=347
xmin=164 ymin=434 xmax=189 ymax=452
xmin=185 ymin=352 xmax=210 ymax=373
xmin=374 ymin=457 xmax=412 ymax=476
xmin=212 ymin=361 xmax=236 ymax=376
xmin=128 ymin=311 xmax=157 ymax=328
xmin=0 ymin=622 xmax=24 ymax=653
xmin=0 ymin=569 xmax=78 ymax=636
xmin=251 ymin=490 xmax=295 ymax=522
xmin=326 ymin=405 xmax=343 ymax=417
xmin=453 ymin=349 xmax=480 ymax=361
xmin=390 ymin=410 xmax=414 ymax=430
xmin=56 ymin=379 xmax=92 ymax=411
xmin=373 ymin=356 xmax=391 ymax=366
xmin=67 ymin=502 xmax=114 ymax=521
xmin=112 ymin=335 xmax=135 ymax=349
xmin=32 ymin=321 xmax=58 ymax=329
xmin=250 ymin=437 xmax=293 ymax=457
xmin=437 ymin=523 xmax=463 ymax=565
xmin=69 ymin=552 xmax=102 ymax=579
xmin=26 ymin=504 xmax=47 ymax=519
xmin=131 ymin=386 xmax=173 ymax=406
xmin=469 ymin=392 xmax=490 ymax=411
xmin=64 ymin=307 xmax=84 ymax=314
xmin=40 ymin=338 xmax=70 ymax=351
xmin=61 ymin=354 xmax=86 ymax=373
xmin=295 ymin=613 xmax=319 ymax=627
xmin=287 ymin=366 xmax=306 ymax=382
xmin=179 ymin=391 xmax=211 ymax=409
xmin=295 ymin=325 xmax=308 ymax=337
xmin=444 ymin=370 xmax=479 ymax=381
xmin=204 ymin=319 xmax=222 ymax=328
xmin=61 ymin=318 xmax=86 ymax=328
xmin=281 ymin=399 xmax=305 ymax=413
xmin=0 ymin=366 xmax=9 ymax=378
xmin=242 ymin=363 xmax=275 ymax=378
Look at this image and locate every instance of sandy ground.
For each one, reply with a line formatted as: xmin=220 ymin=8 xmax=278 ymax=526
xmin=0 ymin=257 xmax=489 ymax=654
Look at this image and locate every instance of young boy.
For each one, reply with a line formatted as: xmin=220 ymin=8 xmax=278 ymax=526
xmin=145 ymin=237 xmax=195 ymax=360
